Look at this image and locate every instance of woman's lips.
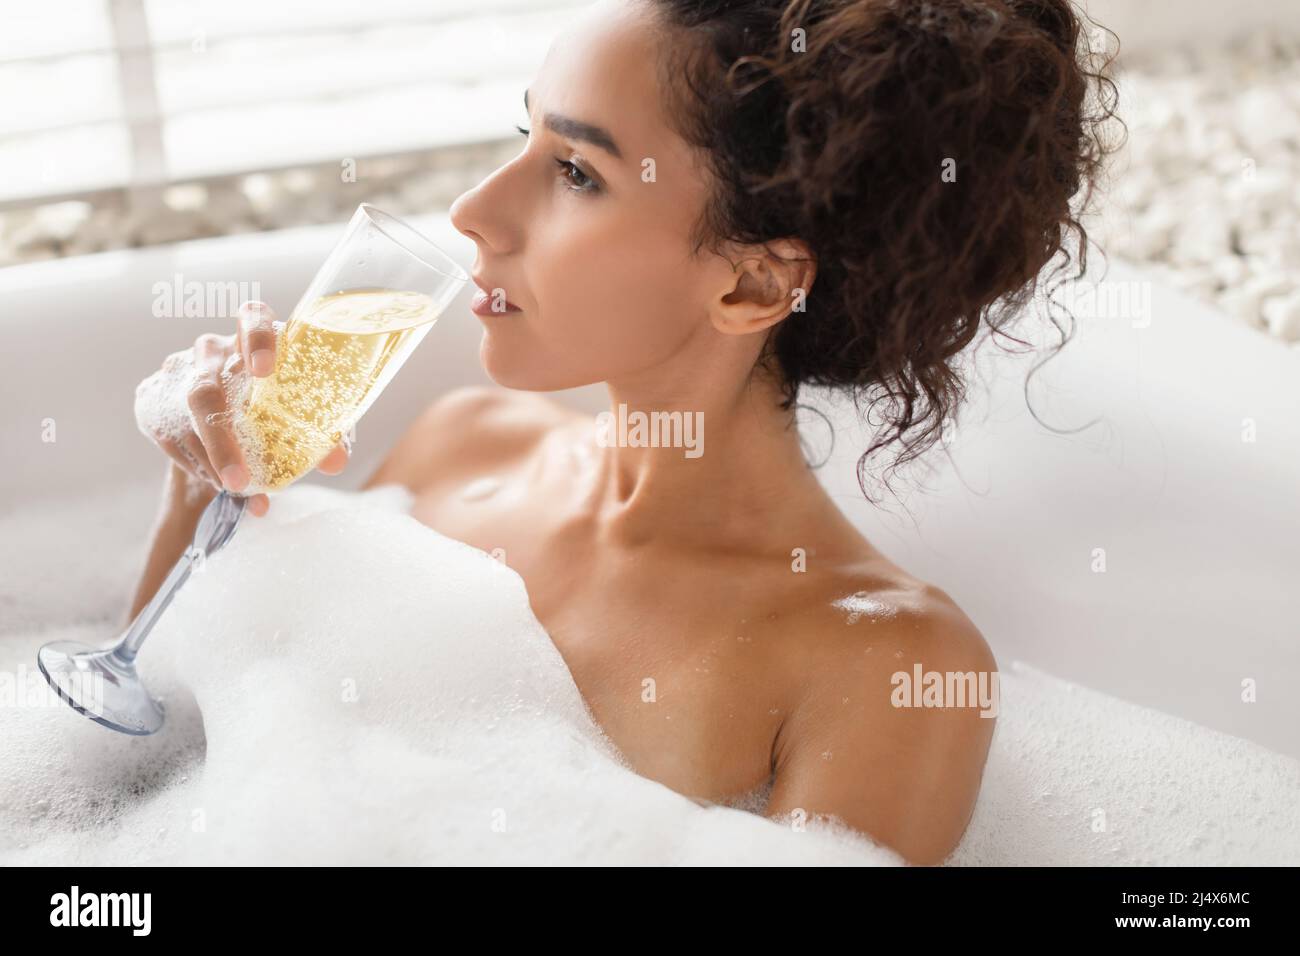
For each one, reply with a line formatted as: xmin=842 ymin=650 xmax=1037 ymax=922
xmin=470 ymin=279 xmax=522 ymax=315
xmin=470 ymin=290 xmax=521 ymax=315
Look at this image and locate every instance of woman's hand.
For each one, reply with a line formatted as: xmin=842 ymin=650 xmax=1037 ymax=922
xmin=134 ymin=301 xmax=351 ymax=517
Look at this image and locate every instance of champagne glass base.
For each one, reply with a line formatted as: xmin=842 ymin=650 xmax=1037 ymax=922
xmin=36 ymin=640 xmax=164 ymax=736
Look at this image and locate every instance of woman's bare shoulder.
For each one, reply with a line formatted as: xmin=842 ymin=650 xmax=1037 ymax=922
xmin=763 ymin=564 xmax=998 ymax=864
xmin=363 ymin=385 xmax=585 ymax=493
xmin=808 ymin=564 xmax=994 ymax=668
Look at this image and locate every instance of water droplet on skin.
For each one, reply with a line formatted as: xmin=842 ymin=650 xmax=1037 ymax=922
xmin=832 ymin=591 xmax=896 ymax=624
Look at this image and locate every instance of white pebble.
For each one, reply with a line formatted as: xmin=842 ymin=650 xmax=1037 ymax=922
xmin=1262 ymin=292 xmax=1300 ymax=341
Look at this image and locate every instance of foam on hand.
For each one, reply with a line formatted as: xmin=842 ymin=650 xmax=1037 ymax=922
xmin=133 ymin=350 xmax=200 ymax=449
xmin=133 ymin=349 xmax=259 ymax=484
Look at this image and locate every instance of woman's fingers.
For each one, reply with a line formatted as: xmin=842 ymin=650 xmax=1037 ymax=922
xmin=157 ymin=436 xmax=204 ymax=484
xmin=237 ymin=301 xmax=279 ymax=378
xmin=315 ymin=441 xmax=350 ymax=475
xmin=142 ymin=314 xmax=279 ymax=518
xmin=187 ymin=333 xmax=249 ymax=492
xmin=178 ymin=431 xmax=219 ymax=488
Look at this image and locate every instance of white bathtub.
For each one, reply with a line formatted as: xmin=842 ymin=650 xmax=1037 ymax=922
xmin=0 ymin=213 xmax=1297 ymax=768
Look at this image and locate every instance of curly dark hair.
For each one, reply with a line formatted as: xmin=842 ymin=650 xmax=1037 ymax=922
xmin=647 ymin=0 xmax=1122 ymax=499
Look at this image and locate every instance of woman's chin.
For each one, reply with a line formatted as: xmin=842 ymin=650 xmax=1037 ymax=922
xmin=478 ymin=334 xmax=522 ymax=387
xmin=478 ymin=335 xmax=579 ymax=392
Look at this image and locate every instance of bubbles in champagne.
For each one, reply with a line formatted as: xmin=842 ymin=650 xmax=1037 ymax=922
xmin=232 ymin=289 xmax=437 ymax=494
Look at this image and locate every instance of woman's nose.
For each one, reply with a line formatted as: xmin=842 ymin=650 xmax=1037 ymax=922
xmin=449 ymin=164 xmax=523 ymax=254
xmin=448 ymin=188 xmax=480 ymax=241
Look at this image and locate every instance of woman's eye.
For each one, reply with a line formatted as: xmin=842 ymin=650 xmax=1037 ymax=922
xmin=555 ymin=158 xmax=597 ymax=193
xmin=513 ymin=125 xmax=597 ymax=193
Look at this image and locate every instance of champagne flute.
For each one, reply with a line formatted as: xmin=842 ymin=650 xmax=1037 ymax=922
xmin=37 ymin=204 xmax=468 ymax=735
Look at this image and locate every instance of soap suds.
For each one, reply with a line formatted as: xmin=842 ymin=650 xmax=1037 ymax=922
xmin=0 ymin=484 xmax=897 ymax=865
xmin=1 ymin=483 xmax=1296 ymax=865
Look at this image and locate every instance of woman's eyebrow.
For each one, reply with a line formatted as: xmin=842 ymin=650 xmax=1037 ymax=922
xmin=524 ymin=89 xmax=624 ymax=161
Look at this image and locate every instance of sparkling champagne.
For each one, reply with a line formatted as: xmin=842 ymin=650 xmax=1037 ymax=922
xmin=234 ymin=288 xmax=437 ymax=493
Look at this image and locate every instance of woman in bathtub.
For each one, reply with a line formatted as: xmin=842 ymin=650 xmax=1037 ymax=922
xmin=129 ymin=0 xmax=1117 ymax=865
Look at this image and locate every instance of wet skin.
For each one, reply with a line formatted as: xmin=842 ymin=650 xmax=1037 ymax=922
xmin=364 ymin=386 xmax=997 ymax=866
xmin=386 ymin=0 xmax=999 ymax=865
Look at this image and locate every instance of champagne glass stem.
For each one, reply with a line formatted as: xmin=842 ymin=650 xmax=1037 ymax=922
xmin=119 ymin=490 xmax=248 ymax=662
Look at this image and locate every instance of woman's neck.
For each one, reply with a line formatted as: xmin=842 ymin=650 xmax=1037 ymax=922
xmin=572 ymin=368 xmax=833 ymax=552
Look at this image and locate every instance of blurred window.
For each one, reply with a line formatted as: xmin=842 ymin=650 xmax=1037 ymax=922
xmin=0 ymin=0 xmax=582 ymax=206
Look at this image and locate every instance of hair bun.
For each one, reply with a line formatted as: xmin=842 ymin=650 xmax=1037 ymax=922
xmin=653 ymin=0 xmax=1122 ymax=496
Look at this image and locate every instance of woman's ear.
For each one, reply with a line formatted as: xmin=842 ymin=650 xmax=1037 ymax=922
xmin=710 ymin=237 xmax=817 ymax=336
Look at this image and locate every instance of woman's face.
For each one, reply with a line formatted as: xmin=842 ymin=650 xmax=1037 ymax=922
xmin=449 ymin=0 xmax=730 ymax=392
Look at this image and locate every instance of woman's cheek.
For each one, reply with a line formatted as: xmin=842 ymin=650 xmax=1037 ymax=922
xmin=530 ymin=217 xmax=701 ymax=374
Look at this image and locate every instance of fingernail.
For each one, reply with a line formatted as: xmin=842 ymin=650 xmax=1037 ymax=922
xmin=220 ymin=464 xmax=248 ymax=491
xmin=251 ymin=349 xmax=275 ymax=376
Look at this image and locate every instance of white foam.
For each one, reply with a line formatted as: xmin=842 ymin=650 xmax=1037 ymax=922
xmin=133 ymin=350 xmax=198 ymax=447
xmin=948 ymin=662 xmax=1300 ymax=865
xmin=1 ymin=482 xmax=1296 ymax=865
xmin=133 ymin=348 xmax=254 ymax=478
xmin=0 ymin=484 xmax=897 ymax=865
